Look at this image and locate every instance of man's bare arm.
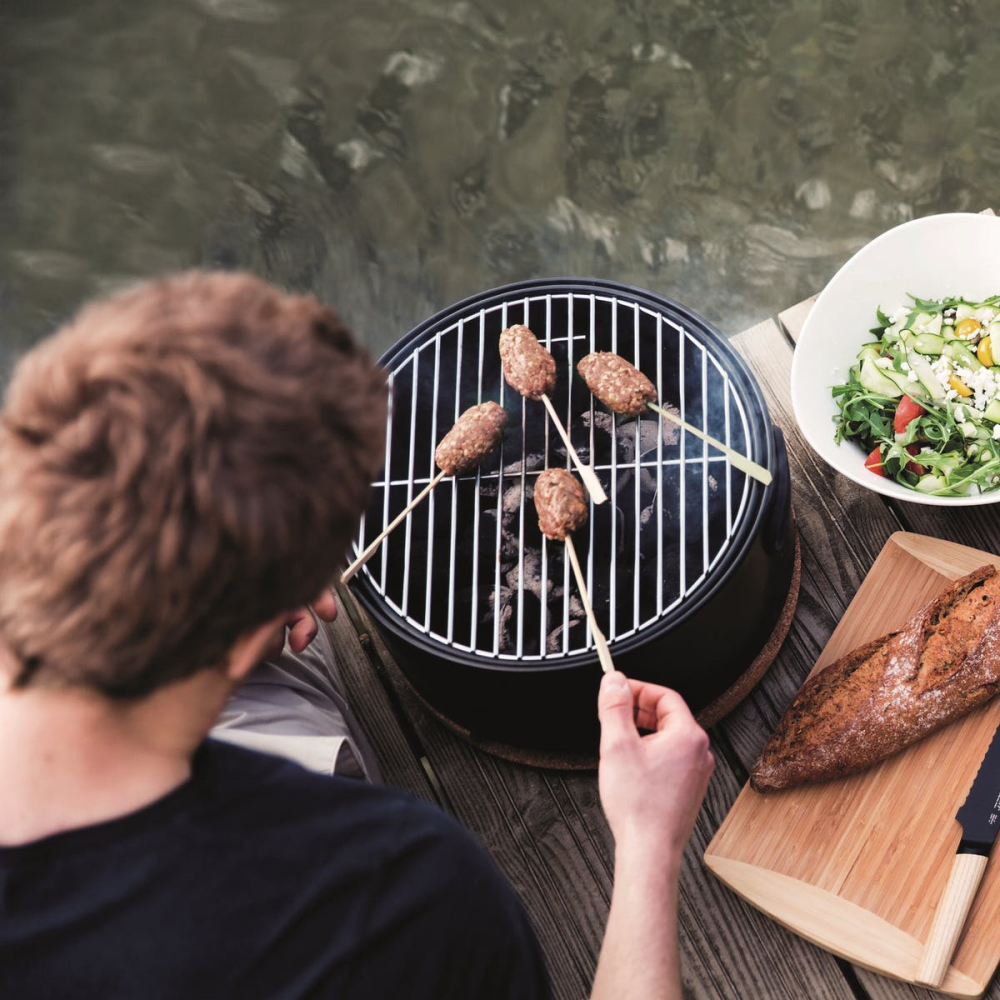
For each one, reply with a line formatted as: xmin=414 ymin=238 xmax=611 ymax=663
xmin=591 ymin=672 xmax=714 ymax=1000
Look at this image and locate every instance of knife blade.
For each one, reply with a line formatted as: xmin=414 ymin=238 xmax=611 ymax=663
xmin=915 ymin=721 xmax=1000 ymax=989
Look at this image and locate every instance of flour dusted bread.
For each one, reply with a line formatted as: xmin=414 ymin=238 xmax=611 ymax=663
xmin=751 ymin=565 xmax=1000 ymax=792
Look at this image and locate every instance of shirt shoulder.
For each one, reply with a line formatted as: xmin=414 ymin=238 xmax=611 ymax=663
xmin=201 ymin=741 xmax=552 ymax=1000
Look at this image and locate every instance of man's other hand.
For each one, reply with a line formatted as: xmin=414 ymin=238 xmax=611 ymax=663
xmin=268 ymin=588 xmax=338 ymax=656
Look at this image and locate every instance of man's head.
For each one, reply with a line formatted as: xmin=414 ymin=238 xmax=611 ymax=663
xmin=0 ymin=271 xmax=387 ymax=698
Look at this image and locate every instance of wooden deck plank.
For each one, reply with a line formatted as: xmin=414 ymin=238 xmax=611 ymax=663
xmin=326 ymin=587 xmax=436 ymax=800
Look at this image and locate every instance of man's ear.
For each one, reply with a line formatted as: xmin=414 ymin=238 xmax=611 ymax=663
xmin=225 ymin=615 xmax=285 ymax=682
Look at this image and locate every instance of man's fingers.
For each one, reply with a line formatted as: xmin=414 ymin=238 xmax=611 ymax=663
xmin=628 ymin=680 xmax=696 ymax=731
xmin=313 ymin=588 xmax=338 ymax=622
xmin=598 ymin=671 xmax=638 ymax=754
xmin=287 ymin=608 xmax=319 ymax=653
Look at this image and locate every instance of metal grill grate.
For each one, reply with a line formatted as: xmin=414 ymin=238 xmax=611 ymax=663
xmin=353 ymin=287 xmax=757 ymax=662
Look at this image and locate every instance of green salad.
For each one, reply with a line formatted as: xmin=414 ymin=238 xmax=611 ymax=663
xmin=832 ymin=294 xmax=1000 ymax=496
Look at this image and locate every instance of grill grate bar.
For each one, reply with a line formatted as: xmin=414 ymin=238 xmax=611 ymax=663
xmin=608 ymin=297 xmax=618 ymax=640
xmin=401 ymin=359 xmax=420 ymax=617
xmin=632 ymin=302 xmax=642 ymax=632
xmin=470 ymin=310 xmax=486 ymax=651
xmin=423 ymin=333 xmax=443 ymax=631
xmin=515 ymin=297 xmax=531 ymax=658
xmin=493 ymin=302 xmax=509 ymax=656
xmin=701 ymin=341 xmax=710 ymax=575
xmin=445 ymin=319 xmax=464 ymax=644
xmin=678 ymin=324 xmax=687 ymax=599
xmin=655 ymin=313 xmax=664 ymax=616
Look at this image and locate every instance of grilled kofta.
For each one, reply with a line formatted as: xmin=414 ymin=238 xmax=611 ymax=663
xmin=533 ymin=468 xmax=588 ymax=541
xmin=577 ymin=352 xmax=656 ymax=417
xmin=434 ymin=401 xmax=508 ymax=476
xmin=499 ymin=324 xmax=557 ymax=401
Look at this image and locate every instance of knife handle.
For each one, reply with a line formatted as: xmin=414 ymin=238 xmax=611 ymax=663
xmin=915 ymin=852 xmax=989 ymax=988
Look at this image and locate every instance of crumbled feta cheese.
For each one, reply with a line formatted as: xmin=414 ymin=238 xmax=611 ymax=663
xmin=900 ymin=361 xmax=910 ymax=371
xmin=944 ymin=317 xmax=955 ymax=325
xmin=946 ymin=388 xmax=959 ymax=400
xmin=907 ymin=370 xmax=918 ymax=382
xmin=954 ymin=404 xmax=965 ymax=420
xmin=875 ymin=357 xmax=893 ymax=369
xmin=992 ymin=424 xmax=1000 ymax=441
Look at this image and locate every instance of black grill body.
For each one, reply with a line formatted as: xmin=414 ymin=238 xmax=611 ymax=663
xmin=349 ymin=279 xmax=794 ymax=754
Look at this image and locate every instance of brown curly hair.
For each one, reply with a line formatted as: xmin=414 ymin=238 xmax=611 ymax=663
xmin=0 ymin=272 xmax=388 ymax=697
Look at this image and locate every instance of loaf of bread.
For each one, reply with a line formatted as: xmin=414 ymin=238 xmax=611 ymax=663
xmin=751 ymin=565 xmax=1000 ymax=792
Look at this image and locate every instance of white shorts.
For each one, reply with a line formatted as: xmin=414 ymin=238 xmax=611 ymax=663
xmin=211 ymin=622 xmax=381 ymax=783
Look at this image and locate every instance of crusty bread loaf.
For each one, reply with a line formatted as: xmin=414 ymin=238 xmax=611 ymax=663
xmin=751 ymin=565 xmax=1000 ymax=792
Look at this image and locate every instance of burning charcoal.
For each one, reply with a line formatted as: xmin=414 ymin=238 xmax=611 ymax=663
xmin=546 ymin=620 xmax=583 ymax=653
xmin=533 ymin=468 xmax=588 ymax=542
xmin=499 ymin=324 xmax=557 ymax=400
xmin=577 ymin=352 xmax=657 ymax=416
xmin=434 ymin=401 xmax=507 ymax=476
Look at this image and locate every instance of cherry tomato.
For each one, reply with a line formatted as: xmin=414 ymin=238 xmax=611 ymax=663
xmin=955 ymin=317 xmax=983 ymax=341
xmin=893 ymin=395 xmax=926 ymax=434
xmin=905 ymin=443 xmax=926 ymax=477
xmin=865 ymin=446 xmax=885 ymax=476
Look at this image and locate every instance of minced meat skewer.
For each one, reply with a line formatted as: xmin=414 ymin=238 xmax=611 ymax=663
xmin=533 ymin=468 xmax=614 ymax=672
xmin=343 ymin=401 xmax=508 ymax=584
xmin=434 ymin=401 xmax=508 ymax=476
xmin=499 ymin=323 xmax=608 ymax=505
xmin=534 ymin=467 xmax=588 ymax=541
xmin=577 ymin=352 xmax=656 ymax=417
xmin=578 ymin=351 xmax=773 ymax=487
xmin=499 ymin=324 xmax=556 ymax=400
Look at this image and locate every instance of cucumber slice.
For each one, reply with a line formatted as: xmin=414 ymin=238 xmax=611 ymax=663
xmin=915 ymin=474 xmax=947 ymax=494
xmin=984 ymin=399 xmax=1000 ymax=423
xmin=880 ymin=367 xmax=924 ymax=396
xmin=905 ymin=351 xmax=946 ymax=400
xmin=956 ymin=303 xmax=976 ymax=321
xmin=856 ymin=345 xmax=882 ymax=363
xmin=912 ymin=312 xmax=943 ymax=336
xmin=858 ymin=358 xmax=903 ymax=398
xmin=943 ymin=341 xmax=984 ymax=371
xmin=912 ymin=333 xmax=945 ymax=354
xmin=974 ymin=306 xmax=998 ymax=325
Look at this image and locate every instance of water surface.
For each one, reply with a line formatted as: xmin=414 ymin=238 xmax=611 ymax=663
xmin=2 ymin=0 xmax=999 ymax=364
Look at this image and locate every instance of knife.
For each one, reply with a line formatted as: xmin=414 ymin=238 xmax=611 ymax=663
xmin=915 ymin=722 xmax=1000 ymax=989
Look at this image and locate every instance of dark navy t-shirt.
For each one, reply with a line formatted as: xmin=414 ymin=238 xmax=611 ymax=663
xmin=0 ymin=740 xmax=551 ymax=999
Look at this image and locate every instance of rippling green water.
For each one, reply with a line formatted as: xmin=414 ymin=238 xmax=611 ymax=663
xmin=2 ymin=0 xmax=999 ymax=364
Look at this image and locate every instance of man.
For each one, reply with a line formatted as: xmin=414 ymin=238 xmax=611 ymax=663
xmin=0 ymin=272 xmax=714 ymax=999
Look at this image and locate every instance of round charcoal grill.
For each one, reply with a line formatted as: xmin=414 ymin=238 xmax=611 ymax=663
xmin=349 ymin=278 xmax=798 ymax=764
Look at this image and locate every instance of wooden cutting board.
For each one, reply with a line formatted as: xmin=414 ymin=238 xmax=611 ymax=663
xmin=705 ymin=531 xmax=1000 ymax=998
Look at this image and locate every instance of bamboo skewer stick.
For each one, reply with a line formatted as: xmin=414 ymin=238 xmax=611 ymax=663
xmin=341 ymin=470 xmax=446 ymax=584
xmin=540 ymin=393 xmax=608 ymax=505
xmin=647 ymin=401 xmax=773 ymax=487
xmin=564 ymin=534 xmax=614 ymax=674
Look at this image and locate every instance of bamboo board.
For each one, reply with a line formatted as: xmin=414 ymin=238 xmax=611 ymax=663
xmin=705 ymin=532 xmax=1000 ymax=998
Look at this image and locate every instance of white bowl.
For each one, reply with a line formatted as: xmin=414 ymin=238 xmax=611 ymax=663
xmin=791 ymin=212 xmax=1000 ymax=506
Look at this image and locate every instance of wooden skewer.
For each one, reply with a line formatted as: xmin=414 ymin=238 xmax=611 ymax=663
xmin=540 ymin=393 xmax=608 ymax=505
xmin=341 ymin=469 xmax=446 ymax=584
xmin=564 ymin=534 xmax=614 ymax=674
xmin=647 ymin=401 xmax=773 ymax=487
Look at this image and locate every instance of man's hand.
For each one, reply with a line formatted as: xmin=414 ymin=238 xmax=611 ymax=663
xmin=597 ymin=671 xmax=714 ymax=858
xmin=267 ymin=588 xmax=338 ymax=656
xmin=590 ymin=672 xmax=714 ymax=1000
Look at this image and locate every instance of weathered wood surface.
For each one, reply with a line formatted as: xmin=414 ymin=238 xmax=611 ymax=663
xmin=333 ymin=270 xmax=1000 ymax=1000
